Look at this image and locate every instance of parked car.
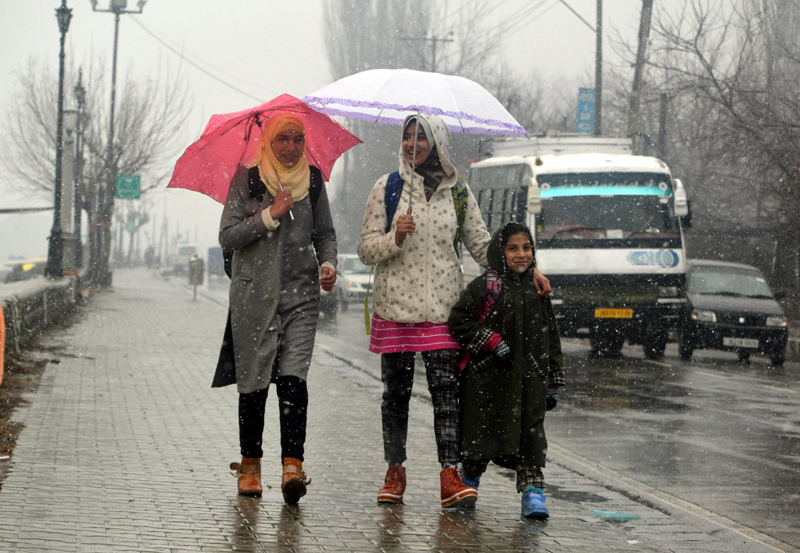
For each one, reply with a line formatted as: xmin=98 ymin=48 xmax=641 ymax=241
xmin=173 ymin=244 xmax=198 ymax=275
xmin=337 ymin=253 xmax=371 ymax=310
xmin=3 ymin=257 xmax=47 ymax=283
xmin=679 ymin=260 xmax=788 ymax=365
xmin=320 ymin=282 xmax=340 ymax=321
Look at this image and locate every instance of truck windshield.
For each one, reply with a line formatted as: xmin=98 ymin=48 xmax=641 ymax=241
xmin=537 ymin=172 xmax=679 ymax=242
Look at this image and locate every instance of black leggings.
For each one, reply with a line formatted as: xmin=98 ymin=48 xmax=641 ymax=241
xmin=239 ymin=376 xmax=308 ymax=460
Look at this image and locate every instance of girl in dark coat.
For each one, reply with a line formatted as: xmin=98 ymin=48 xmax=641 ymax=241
xmin=448 ymin=222 xmax=564 ymax=519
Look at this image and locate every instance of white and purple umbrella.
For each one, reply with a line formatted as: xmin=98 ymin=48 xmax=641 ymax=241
xmin=303 ymin=68 xmax=529 ymax=138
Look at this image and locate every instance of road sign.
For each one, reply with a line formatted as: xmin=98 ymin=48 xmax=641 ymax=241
xmin=116 ymin=174 xmax=141 ymax=200
xmin=576 ymin=88 xmax=595 ymax=134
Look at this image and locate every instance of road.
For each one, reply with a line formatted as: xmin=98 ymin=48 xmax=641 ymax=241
xmin=313 ymin=300 xmax=800 ymax=549
xmin=198 ymin=274 xmax=800 ymax=548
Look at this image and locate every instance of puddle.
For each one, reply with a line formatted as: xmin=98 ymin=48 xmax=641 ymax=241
xmin=590 ymin=510 xmax=640 ymax=523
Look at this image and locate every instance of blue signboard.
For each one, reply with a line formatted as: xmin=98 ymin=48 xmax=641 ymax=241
xmin=576 ymin=88 xmax=595 ymax=134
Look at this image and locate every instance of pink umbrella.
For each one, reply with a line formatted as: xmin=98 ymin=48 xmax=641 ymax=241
xmin=167 ymin=94 xmax=362 ymax=204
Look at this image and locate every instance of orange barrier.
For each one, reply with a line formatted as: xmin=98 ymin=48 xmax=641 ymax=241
xmin=0 ymin=304 xmax=5 ymax=387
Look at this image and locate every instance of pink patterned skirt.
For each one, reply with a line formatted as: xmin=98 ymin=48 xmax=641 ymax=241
xmin=368 ymin=314 xmax=463 ymax=354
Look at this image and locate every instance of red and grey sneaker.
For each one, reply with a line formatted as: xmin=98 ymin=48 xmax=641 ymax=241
xmin=440 ymin=466 xmax=478 ymax=508
xmin=377 ymin=465 xmax=406 ymax=504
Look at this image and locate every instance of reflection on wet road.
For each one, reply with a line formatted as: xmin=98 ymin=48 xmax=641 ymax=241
xmin=200 ymin=277 xmax=799 ymax=548
xmin=318 ymin=307 xmax=800 ymax=548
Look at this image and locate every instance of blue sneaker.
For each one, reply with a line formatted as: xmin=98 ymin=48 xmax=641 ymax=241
xmin=521 ymin=486 xmax=549 ymax=519
xmin=458 ymin=464 xmax=481 ymax=489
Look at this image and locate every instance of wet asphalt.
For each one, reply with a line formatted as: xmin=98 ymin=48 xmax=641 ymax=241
xmin=314 ymin=296 xmax=800 ymax=549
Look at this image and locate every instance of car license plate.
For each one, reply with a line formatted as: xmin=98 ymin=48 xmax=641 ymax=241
xmin=723 ymin=337 xmax=759 ymax=349
xmin=594 ymin=308 xmax=633 ymax=319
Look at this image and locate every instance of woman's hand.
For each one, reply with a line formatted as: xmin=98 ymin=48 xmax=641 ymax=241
xmin=269 ymin=189 xmax=294 ymax=220
xmin=320 ymin=265 xmax=337 ymax=292
xmin=532 ymin=268 xmax=551 ymax=297
xmin=394 ymin=206 xmax=415 ymax=246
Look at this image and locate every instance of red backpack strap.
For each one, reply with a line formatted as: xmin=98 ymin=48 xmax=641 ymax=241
xmin=479 ymin=270 xmax=502 ymax=322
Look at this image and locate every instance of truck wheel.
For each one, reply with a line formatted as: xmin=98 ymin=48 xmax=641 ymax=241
xmin=590 ymin=332 xmax=624 ymax=358
xmin=770 ymin=349 xmax=786 ymax=366
xmin=643 ymin=327 xmax=667 ymax=359
xmin=678 ymin=329 xmax=694 ymax=360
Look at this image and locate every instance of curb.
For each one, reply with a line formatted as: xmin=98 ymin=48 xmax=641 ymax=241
xmin=547 ymin=444 xmax=800 ymax=553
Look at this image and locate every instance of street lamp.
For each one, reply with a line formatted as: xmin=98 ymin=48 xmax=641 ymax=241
xmin=45 ymin=0 xmax=73 ymax=279
xmin=89 ymin=0 xmax=147 ymax=286
xmin=73 ymin=70 xmax=87 ymax=268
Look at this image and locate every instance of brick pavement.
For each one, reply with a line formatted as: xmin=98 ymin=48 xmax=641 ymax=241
xmin=0 ymin=268 xmax=782 ymax=552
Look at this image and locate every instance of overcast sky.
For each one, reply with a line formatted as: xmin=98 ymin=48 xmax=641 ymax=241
xmin=0 ymin=0 xmax=643 ymax=264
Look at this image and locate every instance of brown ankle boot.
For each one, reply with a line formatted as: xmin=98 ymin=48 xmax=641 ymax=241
xmin=281 ymin=457 xmax=311 ymax=504
xmin=230 ymin=457 xmax=262 ymax=497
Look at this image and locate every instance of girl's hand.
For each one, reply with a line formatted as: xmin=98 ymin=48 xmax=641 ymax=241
xmin=493 ymin=340 xmax=512 ymax=364
xmin=320 ymin=265 xmax=337 ymax=292
xmin=270 ymin=189 xmax=294 ymax=219
xmin=395 ymin=207 xmax=415 ymax=245
xmin=532 ymin=268 xmax=551 ymax=297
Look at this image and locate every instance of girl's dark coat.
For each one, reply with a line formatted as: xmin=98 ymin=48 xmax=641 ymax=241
xmin=448 ymin=225 xmax=562 ymax=468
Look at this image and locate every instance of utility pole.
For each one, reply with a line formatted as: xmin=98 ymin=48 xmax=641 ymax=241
xmin=594 ymin=0 xmax=603 ymax=136
xmin=90 ymin=0 xmax=148 ymax=286
xmin=558 ymin=1 xmax=602 ymax=135
xmin=657 ymin=92 xmax=668 ymax=160
xmin=628 ymin=0 xmax=654 ymax=137
xmin=398 ymin=32 xmax=453 ymax=72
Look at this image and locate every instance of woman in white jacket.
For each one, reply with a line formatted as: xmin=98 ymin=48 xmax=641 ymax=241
xmin=358 ymin=114 xmax=550 ymax=508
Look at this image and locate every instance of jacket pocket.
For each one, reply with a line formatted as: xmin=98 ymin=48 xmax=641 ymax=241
xmin=527 ymin=352 xmax=547 ymax=379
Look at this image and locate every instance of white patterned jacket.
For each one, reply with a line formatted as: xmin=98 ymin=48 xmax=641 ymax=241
xmin=358 ymin=114 xmax=491 ymax=324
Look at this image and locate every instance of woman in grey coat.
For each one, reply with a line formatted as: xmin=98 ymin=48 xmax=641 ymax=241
xmin=218 ymin=113 xmax=337 ymax=503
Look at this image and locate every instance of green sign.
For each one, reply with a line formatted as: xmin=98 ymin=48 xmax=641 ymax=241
xmin=116 ymin=174 xmax=141 ymax=200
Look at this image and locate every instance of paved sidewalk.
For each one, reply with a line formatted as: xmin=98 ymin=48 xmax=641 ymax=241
xmin=0 ymin=269 xmax=783 ymax=552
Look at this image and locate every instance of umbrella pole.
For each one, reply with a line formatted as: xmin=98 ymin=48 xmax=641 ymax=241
xmin=408 ymin=116 xmax=420 ymax=215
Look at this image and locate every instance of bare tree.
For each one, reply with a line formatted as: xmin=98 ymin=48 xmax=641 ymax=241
xmin=642 ymin=0 xmax=800 ymax=295
xmin=2 ymin=54 xmax=192 ymax=281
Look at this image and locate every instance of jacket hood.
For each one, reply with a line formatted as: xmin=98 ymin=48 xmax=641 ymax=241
xmin=487 ymin=225 xmax=507 ymax=273
xmin=398 ymin=113 xmax=456 ymax=182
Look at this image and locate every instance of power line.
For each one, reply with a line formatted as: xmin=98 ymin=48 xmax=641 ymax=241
xmin=128 ymin=16 xmax=266 ymax=104
xmin=557 ymin=0 xmax=596 ymax=32
xmin=493 ymin=0 xmax=560 ymax=40
xmin=482 ymin=0 xmax=551 ymax=37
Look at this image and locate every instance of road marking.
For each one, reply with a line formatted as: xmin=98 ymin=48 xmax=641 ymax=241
xmin=548 ymin=443 xmax=800 ymax=553
xmin=696 ymin=369 xmax=728 ymax=380
xmin=761 ymin=384 xmax=798 ymax=395
xmin=696 ymin=370 xmax=799 ymax=394
xmin=643 ymin=359 xmax=671 ymax=367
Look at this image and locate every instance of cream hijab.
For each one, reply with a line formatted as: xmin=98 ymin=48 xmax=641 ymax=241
xmin=248 ymin=113 xmax=310 ymax=201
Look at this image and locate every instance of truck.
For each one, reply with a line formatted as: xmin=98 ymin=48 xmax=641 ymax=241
xmin=465 ymin=136 xmax=691 ymax=358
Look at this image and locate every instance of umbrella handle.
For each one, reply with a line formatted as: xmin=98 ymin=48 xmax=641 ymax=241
xmin=276 ymin=175 xmax=295 ymax=221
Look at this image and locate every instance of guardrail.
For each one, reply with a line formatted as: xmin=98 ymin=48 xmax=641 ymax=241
xmin=0 ymin=275 xmax=80 ymax=372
